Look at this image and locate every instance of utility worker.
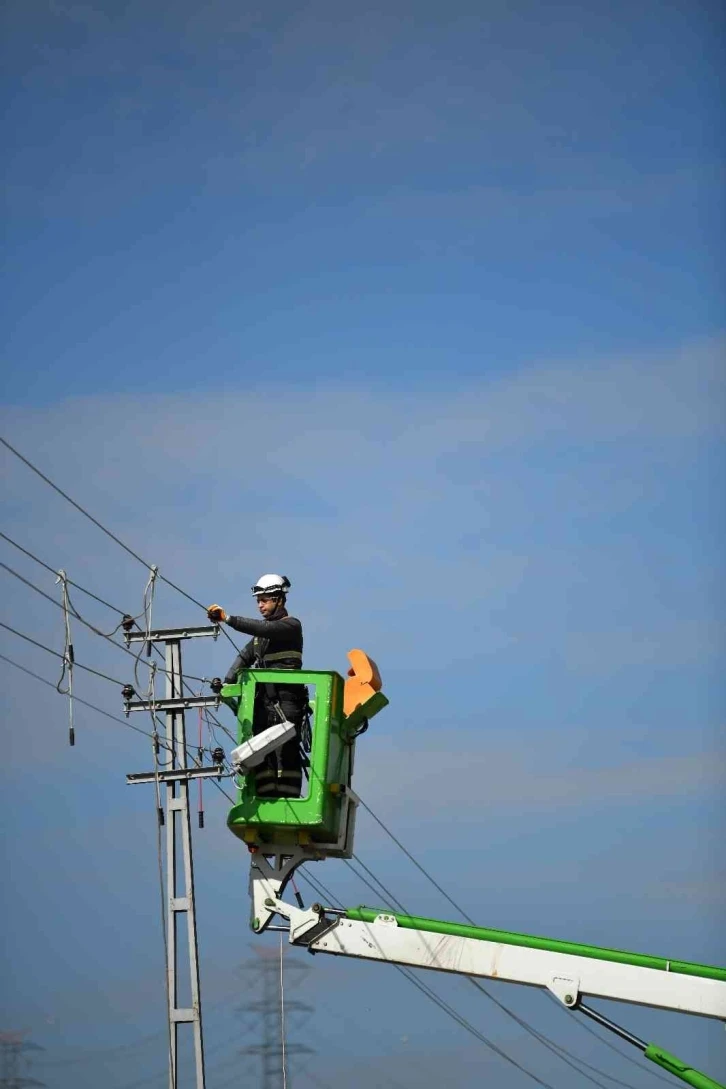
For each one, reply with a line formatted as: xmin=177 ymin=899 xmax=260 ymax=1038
xmin=207 ymin=574 xmax=305 ymax=799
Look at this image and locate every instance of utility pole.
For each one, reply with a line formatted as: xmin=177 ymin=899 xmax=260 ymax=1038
xmin=0 ymin=1032 xmax=44 ymax=1089
xmin=239 ymin=947 xmax=314 ymax=1089
xmin=123 ymin=624 xmax=226 ymax=1089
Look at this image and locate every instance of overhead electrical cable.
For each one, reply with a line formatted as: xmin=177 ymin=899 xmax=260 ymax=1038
xmin=0 ymin=651 xmax=158 ymax=744
xmin=0 ymin=435 xmax=242 ymax=655
xmin=542 ymin=993 xmax=675 ymax=1086
xmin=339 ymin=863 xmax=615 ymax=1089
xmin=0 ymin=620 xmax=127 ymax=684
xmin=0 ymin=548 xmax=236 ymax=746
xmin=355 ymin=797 xmax=662 ymax=1087
xmin=1 ymin=529 xmax=125 ymax=613
xmin=0 ymin=558 xmax=208 ymax=683
xmin=0 ymin=652 xmax=236 ymax=804
xmin=317 ymin=859 xmax=650 ymax=1089
xmin=298 ymin=869 xmax=558 ymax=1089
xmin=2 ymin=434 xmax=664 ymax=1088
xmin=0 ymin=557 xmax=236 ymax=770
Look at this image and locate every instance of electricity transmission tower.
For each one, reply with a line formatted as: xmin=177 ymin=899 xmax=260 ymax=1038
xmin=239 ymin=947 xmax=314 ymax=1089
xmin=0 ymin=1032 xmax=44 ymax=1089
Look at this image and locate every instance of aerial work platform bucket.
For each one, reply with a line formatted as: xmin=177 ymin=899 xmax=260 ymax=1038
xmin=224 ymin=650 xmax=387 ymax=853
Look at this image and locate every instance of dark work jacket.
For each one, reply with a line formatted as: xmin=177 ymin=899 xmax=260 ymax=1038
xmin=223 ymin=611 xmax=303 ymax=688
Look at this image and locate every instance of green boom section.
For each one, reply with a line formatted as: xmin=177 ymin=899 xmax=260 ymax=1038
xmin=645 ymin=1045 xmax=726 ymax=1089
xmin=345 ymin=908 xmax=726 ymax=983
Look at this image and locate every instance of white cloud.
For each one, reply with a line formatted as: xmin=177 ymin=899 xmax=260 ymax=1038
xmin=1 ymin=337 xmax=723 ymax=684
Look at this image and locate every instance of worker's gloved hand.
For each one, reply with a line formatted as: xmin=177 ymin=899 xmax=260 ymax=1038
xmin=207 ymin=604 xmax=228 ymax=623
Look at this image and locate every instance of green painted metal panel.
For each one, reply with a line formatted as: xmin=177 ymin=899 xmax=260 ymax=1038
xmin=225 ymin=669 xmax=350 ymax=846
xmin=645 ymin=1045 xmax=726 ymax=1089
xmin=345 ymin=908 xmax=726 ymax=983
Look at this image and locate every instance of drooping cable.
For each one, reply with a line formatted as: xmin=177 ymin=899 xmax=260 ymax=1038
xmin=298 ymin=869 xmax=558 ymax=1089
xmin=55 ymin=569 xmax=76 ymax=745
xmin=3 ymin=434 xmax=664 ymax=1086
xmin=1 ymin=620 xmax=126 ymax=685
xmin=0 ymin=562 xmax=233 ymax=753
xmin=1 ymin=530 xmax=124 ymax=613
xmin=0 ymin=653 xmax=236 ymax=804
xmin=279 ymin=933 xmax=288 ymax=1089
xmin=355 ymin=796 xmax=659 ymax=1089
xmin=542 ymin=992 xmax=675 ymax=1086
xmin=0 ymin=552 xmax=207 ymax=683
xmin=0 ymin=435 xmax=242 ymax=656
xmin=315 ymin=859 xmax=647 ymax=1089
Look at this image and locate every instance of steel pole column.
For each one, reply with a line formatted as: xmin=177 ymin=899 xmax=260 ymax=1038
xmin=165 ymin=638 xmax=205 ymax=1089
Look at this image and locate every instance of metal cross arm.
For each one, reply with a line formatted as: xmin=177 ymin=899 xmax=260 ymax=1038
xmin=124 ymin=624 xmax=220 ymax=644
xmin=123 ymin=694 xmax=221 ymax=715
xmin=127 ymin=766 xmax=227 ymax=785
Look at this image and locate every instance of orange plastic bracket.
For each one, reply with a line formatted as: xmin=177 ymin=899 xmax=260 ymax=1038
xmin=343 ymin=649 xmax=382 ymax=717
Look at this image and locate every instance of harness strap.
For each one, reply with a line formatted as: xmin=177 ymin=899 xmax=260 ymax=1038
xmin=261 ymin=649 xmax=303 ymax=665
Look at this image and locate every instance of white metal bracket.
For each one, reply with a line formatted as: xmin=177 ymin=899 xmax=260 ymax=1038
xmin=249 ymin=846 xmax=326 ymax=937
xmin=548 ymin=976 xmax=580 ymax=1008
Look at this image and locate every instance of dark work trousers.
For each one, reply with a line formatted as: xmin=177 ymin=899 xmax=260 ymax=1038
xmin=252 ymin=686 xmax=305 ymax=798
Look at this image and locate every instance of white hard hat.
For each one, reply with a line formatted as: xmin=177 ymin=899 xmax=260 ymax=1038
xmin=251 ymin=573 xmax=291 ymax=597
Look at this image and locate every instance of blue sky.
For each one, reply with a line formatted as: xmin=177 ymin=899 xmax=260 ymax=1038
xmin=1 ymin=2 xmax=724 ymax=1088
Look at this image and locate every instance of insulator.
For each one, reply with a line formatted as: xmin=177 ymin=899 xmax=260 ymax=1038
xmin=212 ymin=746 xmax=225 ymax=766
xmin=209 ymin=677 xmax=223 ymax=694
xmin=198 ymin=811 xmax=205 ymax=829
xmin=122 ymin=683 xmax=135 ymax=701
xmin=157 ymin=807 xmax=165 ymax=826
xmin=121 ymin=614 xmax=135 ymax=632
xmin=69 ymin=727 xmax=75 ymax=747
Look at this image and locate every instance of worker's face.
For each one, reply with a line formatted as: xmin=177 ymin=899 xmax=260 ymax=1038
xmin=256 ymin=594 xmax=281 ymax=618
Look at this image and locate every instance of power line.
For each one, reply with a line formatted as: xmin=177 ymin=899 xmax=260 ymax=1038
xmin=542 ymin=994 xmax=675 ymax=1087
xmin=355 ymin=799 xmax=658 ymax=1088
xmin=0 ymin=621 xmax=126 ymax=685
xmin=0 ymin=652 xmax=236 ymax=805
xmin=0 ymin=531 xmax=123 ymax=614
xmin=0 ymin=434 xmax=664 ymax=1087
xmin=0 ymin=532 xmax=238 ymax=750
xmin=0 ymin=651 xmax=157 ymax=744
xmin=0 ymin=614 xmax=236 ymax=786
xmin=299 ymin=870 xmax=557 ymax=1089
xmin=2 ymin=558 xmax=130 ymax=641
xmin=0 ymin=559 xmax=210 ymax=684
xmin=1 ymin=436 xmax=180 ymax=596
xmin=0 ymin=436 xmax=241 ymax=656
xmin=308 ymin=860 xmax=649 ymax=1089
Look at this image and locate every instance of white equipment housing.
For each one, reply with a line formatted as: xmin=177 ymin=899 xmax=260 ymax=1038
xmin=230 ymin=720 xmax=296 ymax=771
